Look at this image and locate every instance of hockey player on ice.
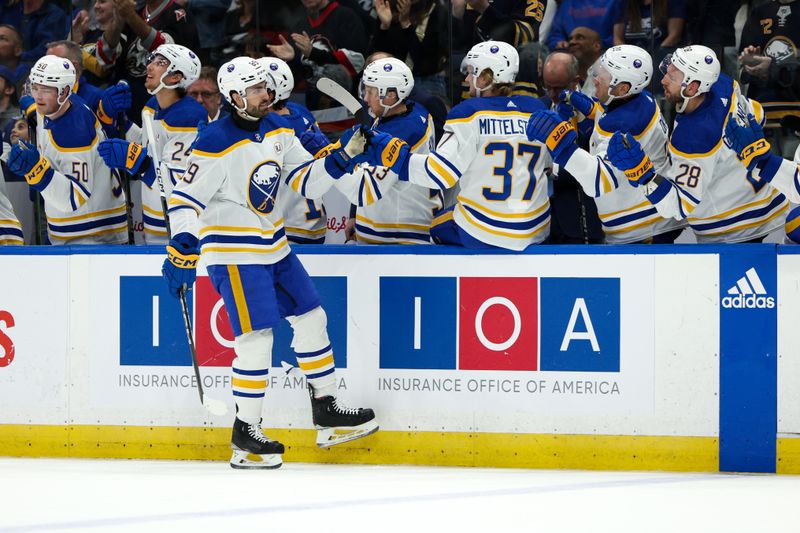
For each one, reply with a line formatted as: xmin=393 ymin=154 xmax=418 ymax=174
xmin=527 ymin=45 xmax=685 ymax=244
xmin=260 ymin=57 xmax=327 ymax=245
xmin=97 ymin=44 xmax=207 ymax=244
xmin=352 ymin=40 xmax=553 ymax=250
xmin=605 ymin=45 xmax=788 ymax=243
xmin=160 ymin=57 xmax=378 ymax=469
xmin=7 ymin=55 xmax=127 ymax=245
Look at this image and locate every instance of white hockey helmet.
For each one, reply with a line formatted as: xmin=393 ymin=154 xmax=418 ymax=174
xmin=660 ymin=45 xmax=720 ymax=112
xmin=30 ymin=54 xmax=76 ymax=114
xmin=595 ymin=45 xmax=652 ymax=103
xmin=147 ymin=44 xmax=202 ymax=95
xmin=218 ymin=56 xmax=275 ymax=118
xmin=260 ymin=57 xmax=293 ymax=103
xmin=359 ymin=58 xmax=414 ymax=117
xmin=461 ymin=40 xmax=519 ymax=95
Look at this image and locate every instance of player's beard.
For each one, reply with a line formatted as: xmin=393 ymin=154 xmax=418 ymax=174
xmin=246 ymin=101 xmax=270 ymax=119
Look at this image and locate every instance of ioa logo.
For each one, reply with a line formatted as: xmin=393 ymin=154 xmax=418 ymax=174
xmin=722 ymin=267 xmax=775 ymax=309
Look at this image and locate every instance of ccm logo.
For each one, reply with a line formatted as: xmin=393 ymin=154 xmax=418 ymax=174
xmin=0 ymin=310 xmax=16 ymax=368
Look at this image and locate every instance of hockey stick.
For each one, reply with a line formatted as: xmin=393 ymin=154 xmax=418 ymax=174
xmin=142 ymin=112 xmax=228 ymax=417
xmin=316 ymin=77 xmax=369 ymax=126
xmin=117 ymin=81 xmax=135 ymax=245
xmin=25 ymin=110 xmax=44 ymax=244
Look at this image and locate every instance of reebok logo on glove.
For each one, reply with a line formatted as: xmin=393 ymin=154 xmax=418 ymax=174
xmin=381 ymin=138 xmax=407 ymax=167
xmin=546 ymin=122 xmax=573 ymax=151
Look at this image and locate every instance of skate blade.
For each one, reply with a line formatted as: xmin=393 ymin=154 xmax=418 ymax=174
xmin=230 ymin=449 xmax=283 ymax=470
xmin=316 ymin=420 xmax=379 ymax=448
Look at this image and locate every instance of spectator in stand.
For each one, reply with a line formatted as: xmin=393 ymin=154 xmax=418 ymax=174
xmin=372 ymin=0 xmax=449 ymax=98
xmin=0 ymin=66 xmax=19 ymax=132
xmin=451 ymin=0 xmax=546 ymax=98
xmin=46 ymin=40 xmax=103 ymax=113
xmin=0 ymin=0 xmax=68 ymax=66
xmin=613 ymin=0 xmax=686 ymax=53
xmin=266 ymin=0 xmax=367 ymax=110
xmin=187 ymin=65 xmax=226 ymax=120
xmin=222 ymin=0 xmax=269 ymax=60
xmin=0 ymin=25 xmax=27 ymax=85
xmin=546 ymin=0 xmax=623 ymax=49
xmin=92 ymin=0 xmax=199 ymax=123
xmin=540 ymin=50 xmax=604 ymax=244
xmin=739 ymin=0 xmax=800 ymax=155
xmin=567 ymin=26 xmax=602 ymax=95
xmin=186 ymin=0 xmax=230 ymax=64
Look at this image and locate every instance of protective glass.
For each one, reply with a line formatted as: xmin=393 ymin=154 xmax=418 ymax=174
xmin=659 ymin=54 xmax=673 ymax=76
xmin=146 ymin=54 xmax=170 ymax=68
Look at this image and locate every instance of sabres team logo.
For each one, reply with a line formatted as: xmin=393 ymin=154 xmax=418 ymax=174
xmin=248 ymin=161 xmax=281 ymax=215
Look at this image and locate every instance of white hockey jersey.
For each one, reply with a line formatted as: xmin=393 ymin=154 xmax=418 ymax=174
xmin=274 ymin=101 xmax=327 ymax=244
xmin=749 ymin=151 xmax=800 ymax=204
xmin=645 ymin=75 xmax=787 ymax=243
xmin=353 ymin=101 xmax=439 ymax=244
xmin=127 ymin=95 xmax=206 ymax=243
xmin=0 ymin=165 xmax=22 ymax=245
xmin=169 ymin=113 xmax=338 ymax=266
xmin=562 ymin=91 xmax=685 ymax=243
xmin=33 ymin=95 xmax=127 ymax=244
xmin=405 ymin=95 xmax=553 ymax=250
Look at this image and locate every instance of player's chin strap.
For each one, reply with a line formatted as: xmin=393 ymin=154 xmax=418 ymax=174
xmin=147 ymin=70 xmax=183 ymax=96
xmin=472 ymin=76 xmax=494 ymax=97
xmin=45 ymin=87 xmax=73 ymax=119
xmin=676 ymin=84 xmax=698 ymax=113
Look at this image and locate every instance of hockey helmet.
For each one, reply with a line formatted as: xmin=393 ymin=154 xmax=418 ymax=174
xmin=260 ymin=57 xmax=294 ymax=103
xmin=359 ymin=58 xmax=414 ymax=116
xmin=29 ymin=55 xmax=76 ymax=116
xmin=660 ymin=45 xmax=720 ymax=112
xmin=594 ymin=45 xmax=652 ymax=103
xmin=147 ymin=44 xmax=202 ymax=95
xmin=461 ymin=40 xmax=519 ymax=95
xmin=218 ymin=56 xmax=275 ymax=117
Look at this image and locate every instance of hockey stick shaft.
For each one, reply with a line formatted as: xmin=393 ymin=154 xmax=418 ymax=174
xmin=26 ymin=112 xmax=44 ymax=244
xmin=142 ymin=112 xmax=223 ymax=413
xmin=118 ymin=112 xmax=135 ymax=245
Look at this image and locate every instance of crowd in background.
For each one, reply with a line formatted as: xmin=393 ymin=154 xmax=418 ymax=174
xmin=0 ymin=0 xmax=798 ymax=245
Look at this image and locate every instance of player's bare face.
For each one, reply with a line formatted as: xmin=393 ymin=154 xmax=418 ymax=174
xmin=244 ymin=82 xmax=273 ymax=118
xmin=31 ymin=83 xmax=59 ymax=115
xmin=145 ymin=55 xmax=169 ymax=91
xmin=590 ymin=63 xmax=612 ymax=104
xmin=661 ymin=64 xmax=684 ymax=104
xmin=465 ymin=66 xmax=491 ymax=98
xmin=363 ymin=85 xmax=396 ymax=116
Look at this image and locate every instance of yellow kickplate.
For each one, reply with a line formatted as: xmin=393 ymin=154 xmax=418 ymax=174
xmin=0 ymin=424 xmax=722 ymax=472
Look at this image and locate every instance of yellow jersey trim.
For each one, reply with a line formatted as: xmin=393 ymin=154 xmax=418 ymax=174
xmin=227 ymin=265 xmax=252 ymax=334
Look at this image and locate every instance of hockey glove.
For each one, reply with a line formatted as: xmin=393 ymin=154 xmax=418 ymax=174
xmin=19 ymin=95 xmax=36 ymax=120
xmin=526 ymin=109 xmax=578 ymax=166
xmin=98 ymin=138 xmax=149 ymax=174
xmin=97 ymin=82 xmax=132 ymax=126
xmin=162 ymin=232 xmax=200 ymax=298
xmin=326 ymin=126 xmax=369 ymax=178
xmin=8 ymin=141 xmax=53 ymax=191
xmin=607 ymin=132 xmax=655 ymax=187
xmin=560 ymin=90 xmax=601 ymax=120
xmin=299 ymin=127 xmax=334 ymax=158
xmin=555 ymin=101 xmax=574 ymax=123
xmin=365 ymin=130 xmax=410 ymax=177
xmin=724 ymin=113 xmax=773 ymax=170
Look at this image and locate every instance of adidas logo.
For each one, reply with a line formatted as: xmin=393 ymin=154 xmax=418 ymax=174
xmin=506 ymin=101 xmax=517 ymax=108
xmin=721 ymin=267 xmax=775 ymax=309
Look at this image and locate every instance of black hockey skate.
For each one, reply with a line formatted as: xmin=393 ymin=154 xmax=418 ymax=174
xmin=230 ymin=418 xmax=285 ymax=469
xmin=309 ymin=388 xmax=379 ymax=448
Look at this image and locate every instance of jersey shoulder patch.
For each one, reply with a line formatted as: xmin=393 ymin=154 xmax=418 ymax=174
xmin=598 ymin=91 xmax=658 ymax=137
xmin=47 ymin=99 xmax=98 ymax=150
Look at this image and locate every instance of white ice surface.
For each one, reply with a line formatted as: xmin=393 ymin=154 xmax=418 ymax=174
xmin=0 ymin=458 xmax=797 ymax=533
